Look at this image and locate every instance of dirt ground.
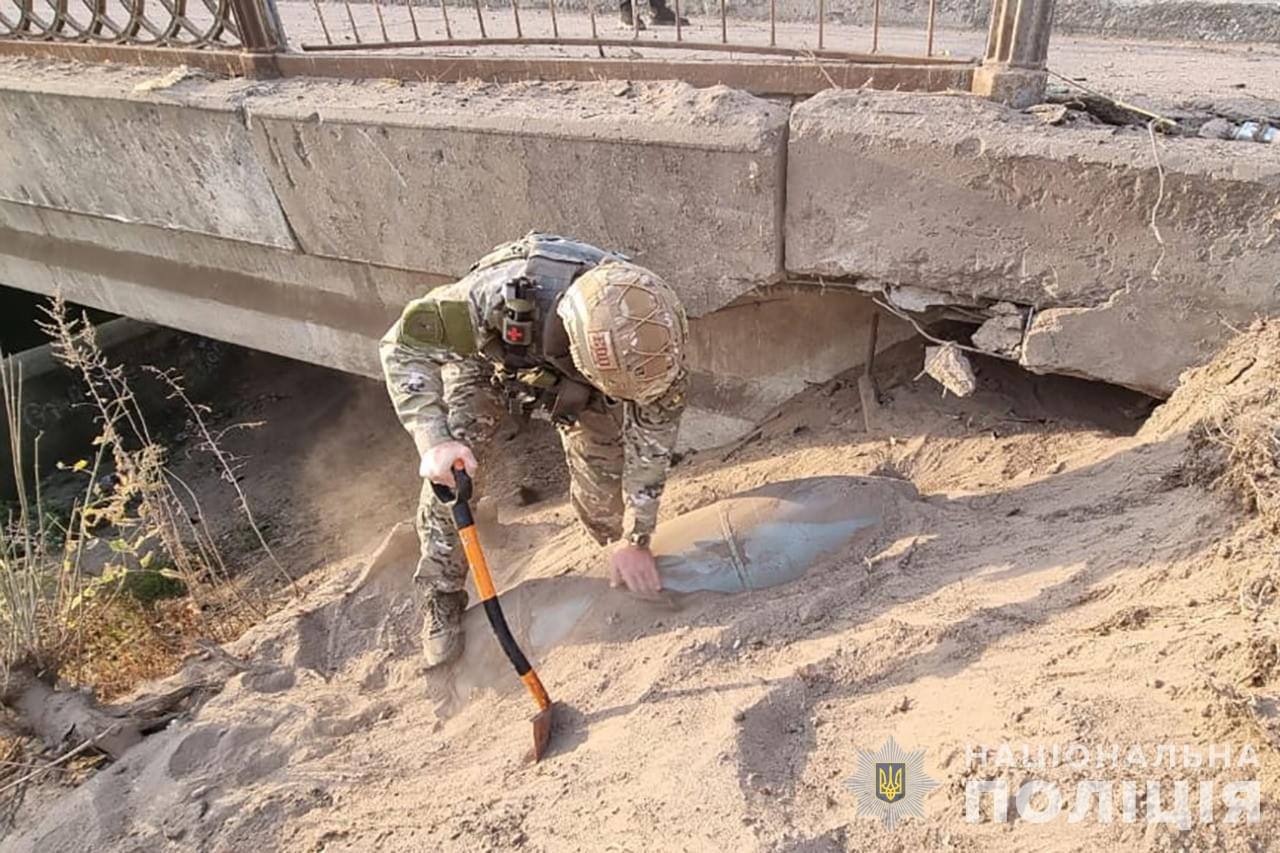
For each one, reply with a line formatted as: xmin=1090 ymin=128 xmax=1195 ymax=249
xmin=3 ymin=318 xmax=1279 ymax=851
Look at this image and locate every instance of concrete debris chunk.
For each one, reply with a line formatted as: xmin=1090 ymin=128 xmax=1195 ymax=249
xmin=973 ymin=303 xmax=1027 ymax=357
xmin=1026 ymin=103 xmax=1069 ymax=126
xmin=923 ymin=344 xmax=976 ymax=397
xmin=1197 ymin=118 xmax=1234 ymax=140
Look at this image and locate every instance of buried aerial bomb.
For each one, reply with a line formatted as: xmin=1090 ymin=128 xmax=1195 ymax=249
xmin=440 ymin=476 xmax=921 ymax=711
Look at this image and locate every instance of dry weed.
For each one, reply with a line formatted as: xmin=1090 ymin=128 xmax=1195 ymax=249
xmin=1171 ymin=320 xmax=1280 ymax=532
xmin=0 ymin=297 xmax=291 ymax=787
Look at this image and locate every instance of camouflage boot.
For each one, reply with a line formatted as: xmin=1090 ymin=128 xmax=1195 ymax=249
xmin=421 ymin=589 xmax=467 ymax=667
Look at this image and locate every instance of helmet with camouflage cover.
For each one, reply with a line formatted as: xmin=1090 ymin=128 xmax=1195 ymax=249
xmin=557 ymin=260 xmax=686 ymax=404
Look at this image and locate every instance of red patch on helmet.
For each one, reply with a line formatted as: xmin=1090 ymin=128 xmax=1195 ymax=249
xmin=587 ymin=330 xmax=619 ymax=371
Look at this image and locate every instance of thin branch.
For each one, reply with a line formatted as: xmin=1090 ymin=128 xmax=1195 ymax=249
xmin=1045 ymin=68 xmax=1179 ymax=132
xmin=0 ymin=726 xmax=119 ymax=797
xmin=144 ymin=369 xmax=297 ymax=597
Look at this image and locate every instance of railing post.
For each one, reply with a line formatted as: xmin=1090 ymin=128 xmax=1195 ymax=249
xmin=229 ymin=0 xmax=284 ymax=52
xmin=972 ymin=0 xmax=1055 ymax=107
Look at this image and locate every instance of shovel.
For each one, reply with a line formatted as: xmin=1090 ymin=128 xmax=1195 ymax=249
xmin=432 ymin=462 xmax=556 ymax=762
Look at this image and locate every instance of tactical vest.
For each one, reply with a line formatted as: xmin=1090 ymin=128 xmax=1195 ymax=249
xmin=470 ymin=234 xmax=619 ymax=423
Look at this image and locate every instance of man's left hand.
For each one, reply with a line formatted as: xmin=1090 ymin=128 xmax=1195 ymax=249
xmin=610 ymin=544 xmax=662 ymax=595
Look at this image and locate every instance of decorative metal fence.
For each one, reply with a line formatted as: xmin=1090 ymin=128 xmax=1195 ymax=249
xmin=294 ymin=0 xmax=969 ymax=65
xmin=0 ymin=0 xmax=1053 ymax=101
xmin=0 ymin=0 xmax=280 ymax=48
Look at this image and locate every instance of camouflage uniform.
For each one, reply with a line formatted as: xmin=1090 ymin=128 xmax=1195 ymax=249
xmin=379 ymin=234 xmax=686 ymax=595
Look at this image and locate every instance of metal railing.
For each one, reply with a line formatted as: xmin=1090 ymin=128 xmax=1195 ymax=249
xmin=0 ymin=0 xmax=280 ymax=48
xmin=294 ymin=0 xmax=971 ymax=65
xmin=0 ymin=0 xmax=1054 ymax=100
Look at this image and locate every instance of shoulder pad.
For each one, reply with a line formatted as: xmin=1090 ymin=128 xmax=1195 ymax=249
xmin=399 ymin=284 xmax=478 ymax=355
xmin=471 ymin=238 xmax=530 ymax=273
xmin=526 ymin=234 xmax=620 ymax=267
xmin=472 ymin=233 xmax=623 ymax=273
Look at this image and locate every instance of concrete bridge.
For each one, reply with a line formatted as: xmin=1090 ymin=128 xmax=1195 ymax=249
xmin=0 ymin=7 xmax=1277 ymax=445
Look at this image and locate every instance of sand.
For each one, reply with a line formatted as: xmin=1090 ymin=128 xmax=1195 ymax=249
xmin=3 ymin=329 xmax=1279 ymax=851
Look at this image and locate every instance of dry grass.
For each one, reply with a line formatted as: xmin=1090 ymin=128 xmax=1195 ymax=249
xmin=72 ymin=597 xmax=200 ymax=702
xmin=1188 ymin=406 xmax=1280 ymax=530
xmin=0 ymin=297 xmax=291 ymax=796
xmin=1177 ymin=322 xmax=1280 ymax=532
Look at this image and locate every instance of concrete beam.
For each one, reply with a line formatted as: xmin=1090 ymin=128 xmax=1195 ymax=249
xmin=1 ymin=202 xmax=887 ymax=452
xmin=0 ymin=64 xmax=296 ymax=249
xmin=786 ymin=89 xmax=1280 ymax=394
xmin=241 ymin=78 xmax=789 ymax=317
xmin=0 ymin=199 xmax=430 ymax=377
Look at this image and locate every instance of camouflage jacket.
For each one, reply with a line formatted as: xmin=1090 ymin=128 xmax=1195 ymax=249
xmin=379 ymin=234 xmax=686 ymax=540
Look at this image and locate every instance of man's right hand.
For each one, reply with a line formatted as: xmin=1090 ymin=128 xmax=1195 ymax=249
xmin=420 ymin=441 xmax=478 ymax=488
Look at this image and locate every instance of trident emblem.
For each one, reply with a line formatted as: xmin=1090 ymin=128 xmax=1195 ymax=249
xmin=876 ymin=763 xmax=905 ymax=803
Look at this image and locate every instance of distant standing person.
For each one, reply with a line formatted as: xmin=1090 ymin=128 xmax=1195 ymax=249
xmin=620 ymin=0 xmax=690 ymax=27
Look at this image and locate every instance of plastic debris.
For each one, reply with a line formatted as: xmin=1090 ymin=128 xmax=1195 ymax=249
xmin=1027 ymin=103 xmax=1069 ymax=126
xmin=1233 ymin=122 xmax=1277 ymax=144
xmin=884 ymin=285 xmax=979 ymax=313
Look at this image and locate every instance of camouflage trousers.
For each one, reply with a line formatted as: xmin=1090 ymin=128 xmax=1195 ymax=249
xmin=415 ymin=381 xmax=626 ymax=594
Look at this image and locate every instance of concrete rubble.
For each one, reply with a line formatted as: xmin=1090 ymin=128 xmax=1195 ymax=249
xmin=972 ymin=303 xmax=1027 ymax=359
xmin=922 ymin=344 xmax=977 ymax=398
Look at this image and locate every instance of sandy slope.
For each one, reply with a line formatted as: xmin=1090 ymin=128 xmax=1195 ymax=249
xmin=4 ymin=334 xmax=1279 ymax=852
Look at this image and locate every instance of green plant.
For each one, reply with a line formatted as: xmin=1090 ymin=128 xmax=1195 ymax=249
xmin=0 ymin=297 xmax=292 ymax=777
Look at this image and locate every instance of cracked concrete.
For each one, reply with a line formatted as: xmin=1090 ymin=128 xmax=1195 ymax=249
xmin=787 ymin=89 xmax=1280 ymax=394
xmin=0 ymin=56 xmax=1276 ymax=420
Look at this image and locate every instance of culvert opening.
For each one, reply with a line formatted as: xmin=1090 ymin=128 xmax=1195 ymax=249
xmin=930 ymin=342 xmax=1163 ymax=437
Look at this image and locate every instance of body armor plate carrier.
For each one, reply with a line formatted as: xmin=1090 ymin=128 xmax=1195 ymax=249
xmin=472 ymin=234 xmax=619 ymax=424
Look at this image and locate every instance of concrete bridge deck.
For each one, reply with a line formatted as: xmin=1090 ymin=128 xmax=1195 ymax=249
xmin=0 ymin=49 xmax=1276 ymax=447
